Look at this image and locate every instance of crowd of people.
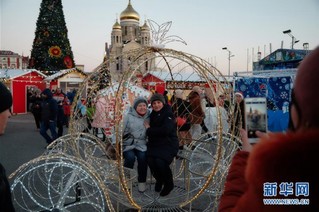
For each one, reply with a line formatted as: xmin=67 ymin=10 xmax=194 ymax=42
xmin=0 ymin=81 xmax=247 ymax=202
xmin=28 ymin=88 xmax=74 ymax=145
xmin=116 ymin=86 xmax=240 ymax=196
xmin=1 ymin=46 xmax=318 ymax=209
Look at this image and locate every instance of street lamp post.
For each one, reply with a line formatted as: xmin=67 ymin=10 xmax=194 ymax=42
xmin=283 ymin=29 xmax=299 ymax=49
xmin=222 ymin=47 xmax=234 ymax=77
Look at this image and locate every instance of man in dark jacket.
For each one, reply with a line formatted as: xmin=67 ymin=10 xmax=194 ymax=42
xmin=144 ymin=93 xmax=179 ymax=196
xmin=39 ymin=88 xmax=58 ymax=145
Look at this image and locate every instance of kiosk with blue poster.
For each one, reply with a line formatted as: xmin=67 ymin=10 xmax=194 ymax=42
xmin=234 ymin=69 xmax=297 ymax=132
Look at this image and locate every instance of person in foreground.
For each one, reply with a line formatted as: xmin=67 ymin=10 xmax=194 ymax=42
xmin=0 ymin=163 xmax=15 ymax=211
xmin=122 ymin=97 xmax=150 ymax=192
xmin=218 ymin=47 xmax=319 ymax=212
xmin=144 ymin=94 xmax=179 ymax=196
xmin=0 ymin=82 xmax=12 ymax=136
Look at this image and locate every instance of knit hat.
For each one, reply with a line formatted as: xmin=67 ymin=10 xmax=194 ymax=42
xmin=133 ymin=97 xmax=148 ymax=110
xmin=41 ymin=88 xmax=53 ymax=99
xmin=150 ymin=93 xmax=165 ymax=105
xmin=0 ymin=82 xmax=13 ymax=113
xmin=293 ymin=46 xmax=319 ymax=128
xmin=235 ymin=91 xmax=244 ymax=99
xmin=192 ymin=86 xmax=202 ymax=95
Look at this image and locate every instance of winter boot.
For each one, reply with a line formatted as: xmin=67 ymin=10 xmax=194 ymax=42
xmin=160 ymin=182 xmax=174 ymax=196
xmin=155 ymin=181 xmax=163 ymax=192
xmin=138 ymin=182 xmax=146 ymax=192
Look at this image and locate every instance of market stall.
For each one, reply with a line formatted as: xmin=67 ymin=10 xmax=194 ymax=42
xmin=0 ymin=69 xmax=47 ymax=114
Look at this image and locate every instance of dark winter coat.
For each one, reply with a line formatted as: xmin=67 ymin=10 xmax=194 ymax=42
xmin=57 ymin=103 xmax=65 ymax=125
xmin=40 ymin=89 xmax=58 ymax=123
xmin=146 ymin=104 xmax=179 ymax=164
xmin=172 ymin=97 xmax=191 ymax=118
xmin=172 ymin=97 xmax=192 ymax=131
xmin=31 ymin=95 xmax=42 ymax=116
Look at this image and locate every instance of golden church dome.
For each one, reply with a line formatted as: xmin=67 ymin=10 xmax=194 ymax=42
xmin=120 ymin=0 xmax=140 ymax=21
xmin=112 ymin=20 xmax=121 ymax=30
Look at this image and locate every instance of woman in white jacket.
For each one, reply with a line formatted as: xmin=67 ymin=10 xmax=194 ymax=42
xmin=204 ymin=96 xmax=229 ymax=133
xmin=122 ymin=97 xmax=150 ymax=192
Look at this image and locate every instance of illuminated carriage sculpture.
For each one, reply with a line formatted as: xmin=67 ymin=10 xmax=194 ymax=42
xmin=10 ymin=46 xmax=240 ymax=211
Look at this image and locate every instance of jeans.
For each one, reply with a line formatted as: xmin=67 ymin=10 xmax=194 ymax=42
xmin=40 ymin=121 xmax=58 ymax=144
xmin=123 ymin=149 xmax=147 ymax=182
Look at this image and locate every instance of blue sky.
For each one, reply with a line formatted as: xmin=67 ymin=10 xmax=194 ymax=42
xmin=1 ymin=0 xmax=318 ymax=75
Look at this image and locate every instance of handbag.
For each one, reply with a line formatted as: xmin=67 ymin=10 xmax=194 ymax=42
xmin=123 ymin=133 xmax=134 ymax=145
xmin=176 ymin=116 xmax=187 ymax=127
xmin=176 ymin=116 xmax=191 ymax=131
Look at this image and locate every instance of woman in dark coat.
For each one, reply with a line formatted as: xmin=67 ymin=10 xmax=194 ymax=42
xmin=144 ymin=94 xmax=179 ymax=196
xmin=171 ymin=89 xmax=192 ymax=149
xmin=30 ymin=90 xmax=42 ymax=130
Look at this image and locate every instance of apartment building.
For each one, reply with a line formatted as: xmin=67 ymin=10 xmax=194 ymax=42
xmin=0 ymin=50 xmax=29 ymax=69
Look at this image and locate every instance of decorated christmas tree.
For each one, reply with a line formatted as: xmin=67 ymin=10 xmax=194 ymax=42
xmin=28 ymin=0 xmax=75 ymax=75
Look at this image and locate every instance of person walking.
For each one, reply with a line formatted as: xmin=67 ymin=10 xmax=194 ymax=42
xmin=144 ymin=93 xmax=179 ymax=196
xmin=53 ymin=88 xmax=66 ymax=103
xmin=122 ymin=97 xmax=150 ymax=192
xmin=30 ymin=89 xmax=42 ymax=130
xmin=39 ymin=88 xmax=58 ymax=145
xmin=62 ymin=96 xmax=71 ymax=128
xmin=56 ymin=100 xmax=65 ymax=137
xmin=53 ymin=88 xmax=66 ymax=136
